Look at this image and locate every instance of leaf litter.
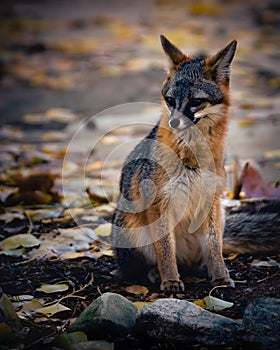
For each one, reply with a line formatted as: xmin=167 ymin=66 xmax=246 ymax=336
xmin=0 ymin=114 xmax=280 ymax=348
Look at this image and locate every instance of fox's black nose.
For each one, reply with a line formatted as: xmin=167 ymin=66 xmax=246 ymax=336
xmin=169 ymin=118 xmax=180 ymax=129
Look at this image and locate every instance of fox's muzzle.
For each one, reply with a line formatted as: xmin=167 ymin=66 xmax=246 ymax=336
xmin=169 ymin=112 xmax=195 ymax=130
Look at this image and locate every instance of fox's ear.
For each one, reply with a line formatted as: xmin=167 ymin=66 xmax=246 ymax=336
xmin=206 ymin=40 xmax=237 ymax=83
xmin=160 ymin=35 xmax=186 ymax=68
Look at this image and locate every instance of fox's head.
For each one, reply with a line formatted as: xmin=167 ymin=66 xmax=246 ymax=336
xmin=160 ymin=35 xmax=237 ymax=131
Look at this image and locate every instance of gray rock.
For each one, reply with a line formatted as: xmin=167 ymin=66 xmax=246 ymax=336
xmin=70 ymin=292 xmax=138 ymax=339
xmin=136 ymin=298 xmax=242 ymax=346
xmin=243 ymin=297 xmax=280 ymax=350
xmin=72 ymin=340 xmax=114 ymax=350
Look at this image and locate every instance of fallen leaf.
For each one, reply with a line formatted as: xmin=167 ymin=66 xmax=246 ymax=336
xmin=42 ymin=131 xmax=69 ymax=141
xmin=134 ymin=301 xmax=153 ymax=309
xmin=94 ymin=204 xmax=115 ymax=215
xmin=59 ymin=227 xmax=95 ymax=241
xmin=25 ymin=208 xmax=63 ymax=222
xmin=0 ymin=248 xmax=25 ymax=257
xmin=0 ymin=234 xmax=40 ymax=250
xmin=0 ymin=290 xmax=21 ymax=335
xmin=59 ymin=252 xmax=87 ymax=260
xmin=36 ymin=283 xmax=69 ymax=294
xmin=126 ymin=285 xmax=149 ymax=296
xmin=264 ymin=149 xmax=280 ymax=160
xmin=204 ymin=296 xmax=233 ymax=311
xmin=250 ymin=258 xmax=280 ymax=268
xmin=100 ymin=248 xmax=114 ymax=257
xmin=238 ymin=118 xmax=256 ymax=127
xmin=86 ymin=186 xmax=109 ymax=203
xmin=94 ymin=223 xmax=112 ymax=237
xmin=193 ymin=299 xmax=207 ymax=309
xmin=225 ymin=253 xmax=239 ymax=261
xmin=45 ymin=108 xmax=79 ymax=123
xmin=10 ymin=295 xmax=34 ymax=302
xmin=240 ymin=161 xmax=280 ymax=199
xmin=99 ymin=135 xmax=121 ymax=146
xmin=0 ymin=211 xmax=25 ymax=223
xmin=10 ymin=172 xmax=56 ymax=191
xmin=20 ymin=299 xmax=43 ymax=314
xmin=35 ymin=303 xmax=71 ymax=317
xmin=189 ymin=2 xmax=223 ymax=16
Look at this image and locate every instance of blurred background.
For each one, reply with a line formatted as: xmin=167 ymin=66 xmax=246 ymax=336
xmin=0 ymin=0 xmax=279 ymax=185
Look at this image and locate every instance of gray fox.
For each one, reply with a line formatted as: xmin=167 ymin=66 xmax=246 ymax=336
xmin=111 ymin=35 xmax=280 ymax=292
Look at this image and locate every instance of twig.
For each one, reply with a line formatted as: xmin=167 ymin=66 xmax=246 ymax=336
xmin=43 ymin=273 xmax=94 ymax=307
xmin=257 ymin=271 xmax=280 ymax=283
xmin=24 ymin=210 xmax=33 ymax=234
xmin=13 ymin=257 xmax=36 ymax=266
xmin=209 ymin=284 xmax=228 ymax=297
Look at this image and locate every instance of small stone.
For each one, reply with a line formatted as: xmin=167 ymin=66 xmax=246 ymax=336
xmin=72 ymin=340 xmax=114 ymax=350
xmin=243 ymin=297 xmax=280 ymax=350
xmin=70 ymin=292 xmax=138 ymax=339
xmin=136 ymin=298 xmax=242 ymax=346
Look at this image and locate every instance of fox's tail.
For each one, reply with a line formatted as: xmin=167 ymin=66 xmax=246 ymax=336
xmin=223 ymin=200 xmax=280 ymax=254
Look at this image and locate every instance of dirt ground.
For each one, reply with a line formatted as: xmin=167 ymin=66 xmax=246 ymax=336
xmin=0 ymin=0 xmax=280 ymax=349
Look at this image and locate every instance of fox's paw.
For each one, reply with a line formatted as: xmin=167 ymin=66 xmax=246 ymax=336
xmin=160 ymin=279 xmax=185 ymax=292
xmin=211 ymin=276 xmax=235 ymax=288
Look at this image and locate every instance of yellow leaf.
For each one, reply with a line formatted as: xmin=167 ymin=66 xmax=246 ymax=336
xmin=189 ymin=3 xmax=222 ymax=16
xmin=36 ymin=283 xmax=69 ymax=294
xmin=85 ymin=161 xmax=104 ymax=171
xmin=42 ymin=131 xmax=69 ymax=141
xmin=45 ymin=108 xmax=79 ymax=123
xmin=59 ymin=252 xmax=87 ymax=260
xmin=193 ymin=299 xmax=207 ymax=309
xmin=94 ymin=204 xmax=115 ymax=215
xmin=0 ymin=234 xmax=40 ymax=250
xmin=238 ymin=118 xmax=256 ymax=127
xmin=126 ymin=285 xmax=149 ymax=296
xmin=100 ymin=135 xmax=121 ymax=145
xmin=20 ymin=300 xmax=43 ymax=313
xmin=264 ymin=149 xmax=280 ymax=160
xmin=36 ymin=303 xmax=71 ymax=317
xmin=134 ymin=301 xmax=153 ymax=310
xmin=101 ymin=248 xmax=114 ymax=257
xmin=225 ymin=253 xmax=239 ymax=261
xmin=94 ymin=223 xmax=112 ymax=237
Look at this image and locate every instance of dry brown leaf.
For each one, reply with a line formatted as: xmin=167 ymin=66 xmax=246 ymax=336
xmin=126 ymin=285 xmax=149 ymax=296
xmin=134 ymin=301 xmax=153 ymax=310
xmin=20 ymin=299 xmax=43 ymax=313
xmin=240 ymin=162 xmax=280 ymax=199
xmin=35 ymin=303 xmax=71 ymax=317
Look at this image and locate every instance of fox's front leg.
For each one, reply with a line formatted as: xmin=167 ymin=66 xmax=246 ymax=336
xmin=149 ymin=210 xmax=184 ymax=292
xmin=200 ymin=206 xmax=235 ymax=287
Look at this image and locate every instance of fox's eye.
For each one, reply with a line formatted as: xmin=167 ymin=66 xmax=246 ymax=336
xmin=165 ymin=96 xmax=176 ymax=108
xmin=190 ymin=98 xmax=206 ymax=107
